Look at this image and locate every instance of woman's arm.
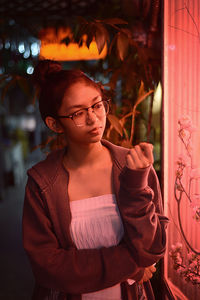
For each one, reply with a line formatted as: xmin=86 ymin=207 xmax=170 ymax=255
xmin=23 ymin=177 xmax=144 ymax=295
xmin=118 ymin=143 xmax=169 ymax=267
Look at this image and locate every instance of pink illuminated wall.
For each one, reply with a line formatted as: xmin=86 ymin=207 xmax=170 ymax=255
xmin=163 ymin=1 xmax=200 ymax=299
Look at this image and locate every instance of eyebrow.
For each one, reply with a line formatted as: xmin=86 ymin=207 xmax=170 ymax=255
xmin=66 ymin=95 xmax=101 ymax=110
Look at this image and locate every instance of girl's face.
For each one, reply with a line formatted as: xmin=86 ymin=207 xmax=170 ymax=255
xmin=56 ymin=82 xmax=107 ymax=145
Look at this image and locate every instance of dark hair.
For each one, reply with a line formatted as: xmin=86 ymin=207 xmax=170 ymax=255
xmin=32 ymin=60 xmax=103 ymax=124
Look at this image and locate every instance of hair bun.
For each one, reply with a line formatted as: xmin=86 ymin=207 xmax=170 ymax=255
xmin=33 ymin=60 xmax=62 ymax=87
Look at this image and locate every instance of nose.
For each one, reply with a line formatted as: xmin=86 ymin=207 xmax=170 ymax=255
xmin=86 ymin=107 xmax=98 ymax=124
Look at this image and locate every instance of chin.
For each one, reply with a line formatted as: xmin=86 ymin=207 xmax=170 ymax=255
xmin=89 ymin=135 xmax=103 ymax=143
xmin=86 ymin=133 xmax=104 ymax=144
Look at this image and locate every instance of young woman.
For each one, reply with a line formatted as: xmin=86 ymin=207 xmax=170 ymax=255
xmin=22 ymin=60 xmax=169 ymax=300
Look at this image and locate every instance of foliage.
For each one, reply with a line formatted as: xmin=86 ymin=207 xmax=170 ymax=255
xmin=41 ymin=16 xmax=159 ymax=150
xmin=175 ymin=116 xmax=200 ymax=229
xmin=170 ymin=116 xmax=200 ymax=287
xmin=170 ymin=243 xmax=200 ymax=287
xmin=0 ymin=14 xmax=161 ymax=151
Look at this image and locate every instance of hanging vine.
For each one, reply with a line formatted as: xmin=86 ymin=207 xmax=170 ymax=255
xmin=170 ymin=116 xmax=200 ymax=286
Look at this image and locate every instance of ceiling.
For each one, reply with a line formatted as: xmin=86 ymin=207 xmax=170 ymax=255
xmin=0 ymin=0 xmax=118 ymax=22
xmin=0 ymin=0 xmax=122 ymax=37
xmin=0 ymin=0 xmax=161 ymax=52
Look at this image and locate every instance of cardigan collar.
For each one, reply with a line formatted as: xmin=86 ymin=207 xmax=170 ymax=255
xmin=28 ymin=139 xmax=129 ymax=191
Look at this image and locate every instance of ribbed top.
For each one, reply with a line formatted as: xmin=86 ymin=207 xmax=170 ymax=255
xmin=69 ymin=194 xmax=124 ymax=300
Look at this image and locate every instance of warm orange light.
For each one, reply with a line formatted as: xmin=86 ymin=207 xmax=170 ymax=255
xmin=39 ymin=27 xmax=107 ymax=61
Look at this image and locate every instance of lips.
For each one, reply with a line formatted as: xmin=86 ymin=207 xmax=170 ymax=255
xmin=88 ymin=127 xmax=102 ymax=134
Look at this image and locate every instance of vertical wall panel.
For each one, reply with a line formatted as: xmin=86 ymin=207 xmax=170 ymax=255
xmin=164 ymin=1 xmax=200 ymax=299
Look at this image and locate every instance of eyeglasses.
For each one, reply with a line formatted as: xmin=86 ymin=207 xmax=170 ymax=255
xmin=56 ymin=99 xmax=110 ymax=127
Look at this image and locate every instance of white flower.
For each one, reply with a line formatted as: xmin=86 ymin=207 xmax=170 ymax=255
xmin=177 ymin=266 xmax=184 ymax=274
xmin=178 ymin=116 xmax=197 ymax=133
xmin=176 ymin=242 xmax=183 ymax=249
xmin=178 ymin=116 xmax=192 ymax=127
xmin=187 ymin=252 xmax=195 ymax=261
xmin=177 ymin=154 xmax=191 ymax=167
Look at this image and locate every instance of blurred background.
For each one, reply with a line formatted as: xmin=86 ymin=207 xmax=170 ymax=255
xmin=0 ymin=1 xmax=163 ymax=299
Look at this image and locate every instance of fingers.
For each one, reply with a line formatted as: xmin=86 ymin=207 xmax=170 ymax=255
xmin=126 ymin=142 xmax=154 ymax=170
xmin=138 ymin=265 xmax=156 ymax=284
xmin=126 ymin=147 xmax=145 ymax=169
xmin=138 ymin=269 xmax=152 ymax=284
xmin=139 ymin=142 xmax=154 ymax=164
xmin=148 ymin=265 xmax=156 ymax=273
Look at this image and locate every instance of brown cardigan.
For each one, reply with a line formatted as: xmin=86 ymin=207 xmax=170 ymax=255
xmin=22 ymin=139 xmax=169 ymax=300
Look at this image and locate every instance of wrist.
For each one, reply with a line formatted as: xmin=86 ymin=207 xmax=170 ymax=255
xmin=120 ymin=165 xmax=152 ymax=190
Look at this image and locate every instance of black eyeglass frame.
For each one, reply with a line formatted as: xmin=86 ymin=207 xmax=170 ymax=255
xmin=56 ymin=99 xmax=110 ymax=122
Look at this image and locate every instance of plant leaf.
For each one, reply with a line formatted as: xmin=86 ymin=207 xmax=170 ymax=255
xmin=107 ymin=114 xmax=123 ymax=136
xmin=120 ymin=28 xmax=132 ymax=38
xmin=108 ymin=34 xmax=117 ymax=55
xmin=86 ymin=25 xmax=96 ymax=49
xmin=138 ymin=81 xmax=145 ymax=98
xmin=95 ymin=23 xmax=108 ymax=54
xmin=116 ymin=32 xmax=129 ymax=61
xmin=134 ymin=89 xmax=154 ymax=108
xmin=104 ymin=18 xmax=128 ymax=25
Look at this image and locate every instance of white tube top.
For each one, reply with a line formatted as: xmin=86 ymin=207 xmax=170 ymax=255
xmin=69 ymin=194 xmax=124 ymax=300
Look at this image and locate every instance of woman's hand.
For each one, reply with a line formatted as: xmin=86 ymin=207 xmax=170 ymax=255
xmin=125 ymin=142 xmax=154 ymax=170
xmin=138 ymin=264 xmax=156 ymax=284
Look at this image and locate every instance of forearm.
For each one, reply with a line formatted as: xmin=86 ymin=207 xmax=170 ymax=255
xmin=25 ymin=239 xmax=143 ymax=294
xmin=119 ymin=165 xmax=169 ymax=267
xmin=23 ymin=178 xmax=144 ymax=294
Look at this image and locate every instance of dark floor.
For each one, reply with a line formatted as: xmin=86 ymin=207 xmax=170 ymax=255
xmin=0 ymin=150 xmax=45 ymax=300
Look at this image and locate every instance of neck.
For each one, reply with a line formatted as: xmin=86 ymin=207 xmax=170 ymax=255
xmin=64 ymin=140 xmax=105 ymax=169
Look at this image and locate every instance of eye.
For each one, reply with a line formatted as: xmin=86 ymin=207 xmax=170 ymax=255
xmin=94 ymin=101 xmax=103 ymax=109
xmin=73 ymin=110 xmax=84 ymax=118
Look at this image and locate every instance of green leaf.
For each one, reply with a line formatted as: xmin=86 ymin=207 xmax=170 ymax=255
xmin=120 ymin=28 xmax=132 ymax=38
xmin=108 ymin=34 xmax=117 ymax=55
xmin=116 ymin=32 xmax=129 ymax=61
xmin=107 ymin=114 xmax=123 ymax=136
xmin=86 ymin=25 xmax=96 ymax=49
xmin=138 ymin=81 xmax=145 ymax=98
xmin=95 ymin=23 xmax=108 ymax=54
xmin=134 ymin=89 xmax=154 ymax=108
xmin=74 ymin=23 xmax=88 ymax=46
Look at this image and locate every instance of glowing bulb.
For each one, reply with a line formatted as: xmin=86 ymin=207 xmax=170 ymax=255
xmin=31 ymin=42 xmax=40 ymax=56
xmin=23 ymin=49 xmax=30 ymax=58
xmin=18 ymin=43 xmax=25 ymax=53
xmin=27 ymin=66 xmax=34 ymax=74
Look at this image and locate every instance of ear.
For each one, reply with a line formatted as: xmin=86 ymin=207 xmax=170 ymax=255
xmin=45 ymin=116 xmax=63 ymax=134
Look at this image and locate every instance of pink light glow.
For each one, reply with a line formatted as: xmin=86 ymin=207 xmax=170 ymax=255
xmin=164 ymin=0 xmax=200 ymax=299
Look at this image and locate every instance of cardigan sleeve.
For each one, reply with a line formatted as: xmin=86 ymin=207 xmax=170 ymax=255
xmin=22 ymin=176 xmax=144 ymax=295
xmin=119 ymin=165 xmax=169 ymax=267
